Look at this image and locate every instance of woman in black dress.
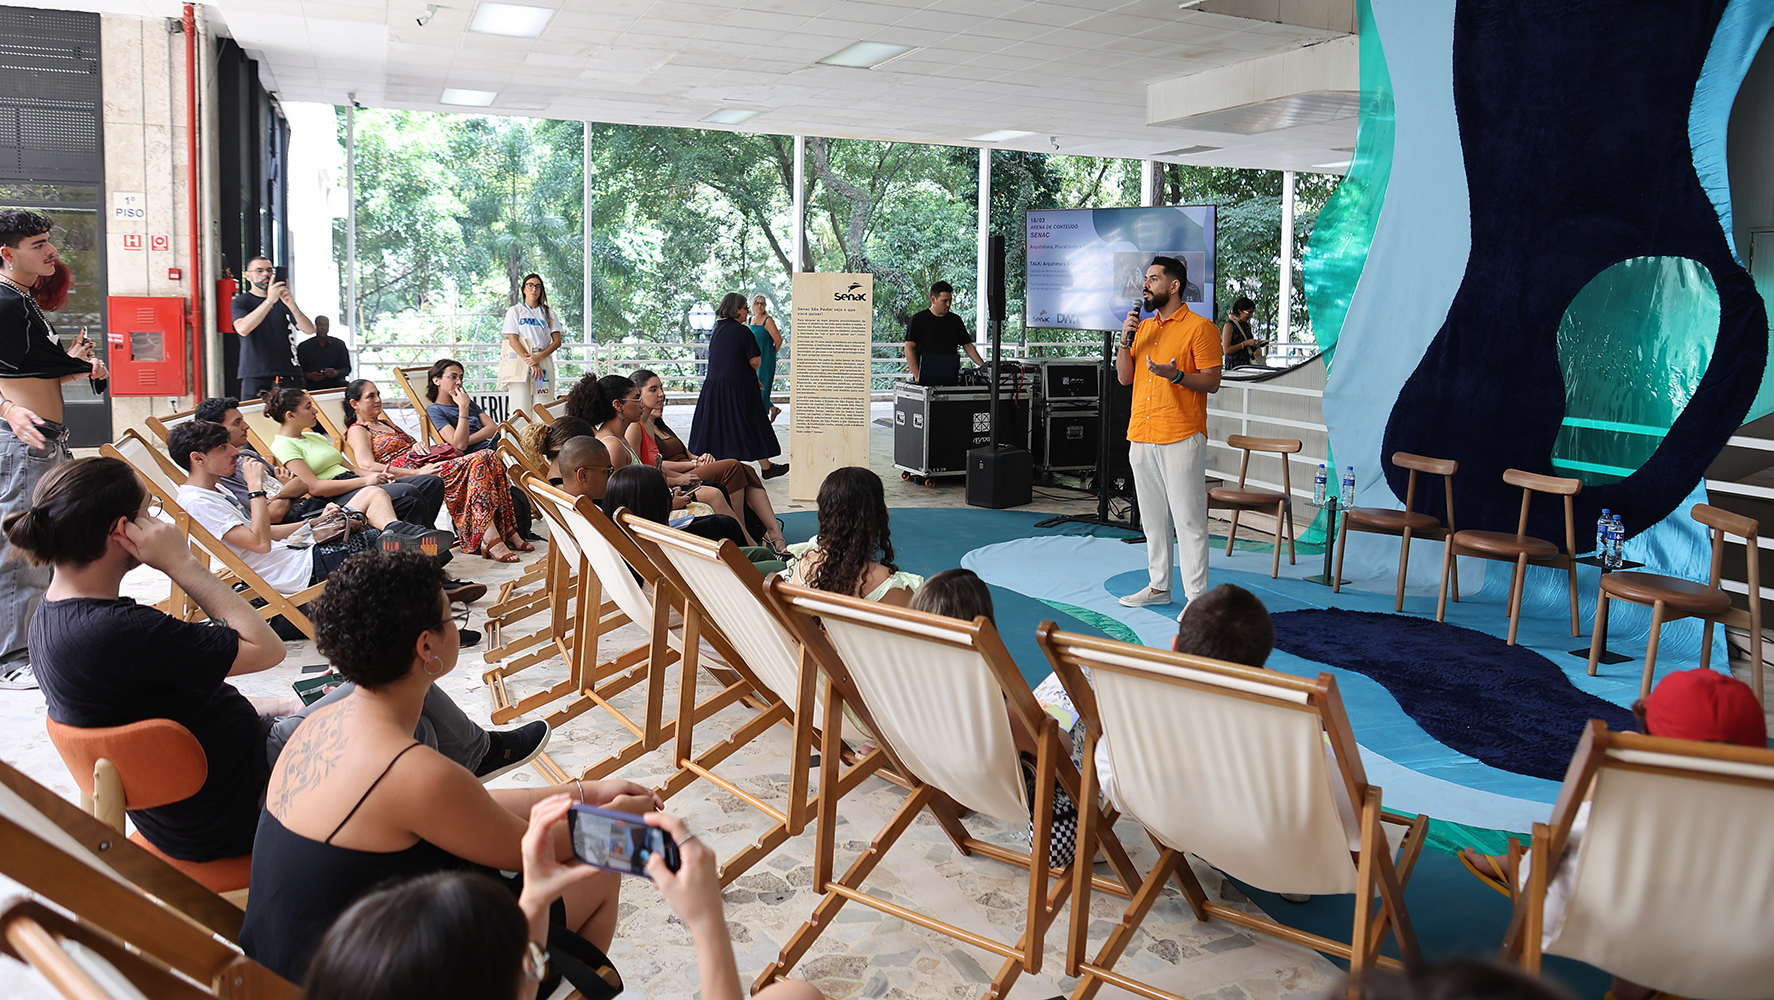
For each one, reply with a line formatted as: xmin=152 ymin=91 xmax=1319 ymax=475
xmin=688 ymin=293 xmax=786 ymax=478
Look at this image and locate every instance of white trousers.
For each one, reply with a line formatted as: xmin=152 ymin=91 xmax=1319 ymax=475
xmin=1129 ymin=434 xmax=1209 ymax=601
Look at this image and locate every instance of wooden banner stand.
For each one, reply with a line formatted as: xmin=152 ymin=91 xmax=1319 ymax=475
xmin=788 ymin=273 xmax=872 ymax=500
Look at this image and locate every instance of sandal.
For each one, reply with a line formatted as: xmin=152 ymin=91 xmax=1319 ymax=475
xmin=1457 ymin=849 xmax=1513 ymax=898
xmin=764 ymin=532 xmax=791 ymax=558
xmin=506 ymin=533 xmax=535 ymax=553
xmin=485 ymin=541 xmax=522 ymax=563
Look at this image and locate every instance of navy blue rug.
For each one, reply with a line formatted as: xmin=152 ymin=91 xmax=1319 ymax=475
xmin=1271 ymin=608 xmax=1639 ymax=781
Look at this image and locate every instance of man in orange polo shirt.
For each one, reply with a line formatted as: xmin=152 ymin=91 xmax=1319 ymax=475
xmin=1117 ymin=256 xmax=1223 ymax=613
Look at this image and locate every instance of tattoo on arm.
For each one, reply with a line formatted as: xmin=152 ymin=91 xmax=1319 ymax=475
xmin=271 ymin=701 xmax=353 ymax=820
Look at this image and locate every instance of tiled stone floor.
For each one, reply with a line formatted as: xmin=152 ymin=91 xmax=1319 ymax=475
xmin=0 ymin=402 xmax=1341 ymax=999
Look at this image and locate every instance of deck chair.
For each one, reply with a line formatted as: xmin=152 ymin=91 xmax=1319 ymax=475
xmin=307 ymin=386 xmax=349 ymax=448
xmin=46 ymin=718 xmax=252 ymax=899
xmin=535 ymin=397 xmax=568 ymax=423
xmin=1036 ymin=624 xmax=1426 ymax=996
xmin=0 ymin=757 xmax=296 ymax=998
xmin=620 ymin=514 xmax=894 ymax=885
xmin=232 ymin=397 xmax=284 ymax=460
xmin=487 ymin=442 xmax=555 ymax=610
xmin=755 ymin=580 xmax=1141 ymax=999
xmin=144 ymin=404 xmax=199 ymax=446
xmin=390 ymin=365 xmax=439 ymax=445
xmin=1502 ymin=721 xmax=1774 ymax=996
xmin=104 ymin=429 xmax=325 ymax=639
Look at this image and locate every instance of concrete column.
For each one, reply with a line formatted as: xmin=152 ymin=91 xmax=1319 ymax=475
xmin=977 ymin=146 xmax=990 ymax=342
xmin=791 ymin=135 xmax=806 ymax=273
xmin=582 ymin=121 xmax=592 ymax=343
xmin=346 ymin=97 xmax=358 ymax=344
xmin=1279 ymin=169 xmax=1295 ymax=345
xmin=1141 ymin=160 xmax=1159 ymax=206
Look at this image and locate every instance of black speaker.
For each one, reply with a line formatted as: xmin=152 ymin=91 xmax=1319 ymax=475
xmin=966 ymin=444 xmax=1032 ymax=509
xmin=1099 ymin=361 xmax=1135 ymax=499
xmin=986 ymin=233 xmax=1006 ymax=322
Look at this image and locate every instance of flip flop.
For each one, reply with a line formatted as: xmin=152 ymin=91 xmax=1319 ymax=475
xmin=1458 ymin=850 xmax=1513 ymax=898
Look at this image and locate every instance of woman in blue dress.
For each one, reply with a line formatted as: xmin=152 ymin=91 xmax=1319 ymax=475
xmin=688 ymin=293 xmax=785 ymax=478
xmin=749 ymin=294 xmax=782 ymax=423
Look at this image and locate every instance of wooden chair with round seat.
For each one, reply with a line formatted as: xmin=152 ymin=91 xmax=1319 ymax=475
xmin=1436 ymin=469 xmax=1582 ymax=646
xmin=1334 ymin=452 xmax=1460 ymax=612
xmin=1586 ymin=504 xmax=1761 ymax=703
xmin=1207 ymin=434 xmax=1300 ymax=579
xmin=45 ymin=718 xmax=252 ymax=902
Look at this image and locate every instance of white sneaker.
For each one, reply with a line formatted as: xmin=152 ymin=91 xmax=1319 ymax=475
xmin=1118 ymin=587 xmax=1172 ymax=608
xmin=0 ymin=662 xmax=37 ymax=690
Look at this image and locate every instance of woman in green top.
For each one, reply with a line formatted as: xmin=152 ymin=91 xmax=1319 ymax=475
xmin=262 ymin=388 xmax=448 ymax=529
xmin=749 ymin=295 xmax=781 ymax=423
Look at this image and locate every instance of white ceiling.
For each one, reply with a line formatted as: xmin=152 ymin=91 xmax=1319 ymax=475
xmin=63 ymin=0 xmax=1361 ymax=172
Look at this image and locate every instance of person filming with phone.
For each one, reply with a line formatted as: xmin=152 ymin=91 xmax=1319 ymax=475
xmin=1115 ymin=255 xmax=1223 ymax=615
xmin=232 ymin=256 xmax=313 ymax=398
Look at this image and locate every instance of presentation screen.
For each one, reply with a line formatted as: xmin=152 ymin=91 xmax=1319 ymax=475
xmin=1024 ymin=205 xmax=1216 ymax=331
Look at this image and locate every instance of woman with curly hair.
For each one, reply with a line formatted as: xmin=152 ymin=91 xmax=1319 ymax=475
xmin=519 ymin=415 xmax=593 ymax=483
xmin=624 ymin=369 xmax=786 ymax=555
xmin=342 ymin=379 xmax=529 ymax=563
xmin=240 ymin=549 xmax=657 ymax=991
xmin=786 ymin=467 xmax=921 ymax=605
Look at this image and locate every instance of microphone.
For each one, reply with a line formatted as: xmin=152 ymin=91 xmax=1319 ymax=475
xmin=1122 ymin=300 xmax=1141 ymax=349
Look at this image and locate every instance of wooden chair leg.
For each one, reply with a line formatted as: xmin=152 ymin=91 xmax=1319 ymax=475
xmin=1506 ymin=554 xmax=1529 ymax=646
xmin=1587 ymin=592 xmax=1609 ymax=677
xmin=1225 ymin=510 xmax=1241 ymax=556
xmin=1700 ymin=618 xmax=1715 ymax=671
xmin=1449 ymin=544 xmax=1461 ymax=604
xmin=1436 ymin=542 xmax=1455 ymax=622
xmin=1332 ymin=513 xmax=1350 ymax=594
xmin=1269 ymin=503 xmax=1283 ymax=579
xmin=1393 ymin=529 xmax=1412 ymax=612
xmin=1641 ymin=601 xmax=1666 ymax=701
xmin=1285 ymin=502 xmax=1296 ymax=565
xmin=1565 ymin=561 xmax=1580 ymax=637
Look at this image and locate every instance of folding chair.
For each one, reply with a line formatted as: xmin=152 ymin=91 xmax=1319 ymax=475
xmin=620 ymin=514 xmax=893 ymax=884
xmin=1334 ymin=452 xmax=1460 ymax=611
xmin=1502 ymin=721 xmax=1774 ymax=996
xmin=104 ymin=429 xmax=325 ymax=639
xmin=535 ymin=397 xmax=568 ymax=423
xmin=1207 ymin=434 xmax=1300 ymax=578
xmin=1587 ymin=504 xmax=1764 ymax=703
xmin=390 ymin=365 xmax=440 ymax=445
xmin=307 ymin=386 xmax=350 ymax=448
xmin=1037 ymin=624 xmax=1425 ymax=996
xmin=0 ymin=757 xmax=295 ymax=998
xmin=1437 ymin=469 xmax=1581 ymax=645
xmin=144 ymin=405 xmax=198 ymax=446
xmin=483 ymin=448 xmax=575 ymax=664
xmin=755 ymin=580 xmax=1141 ymax=999
xmin=46 ymin=718 xmax=252 ymax=899
xmin=232 ymin=397 xmax=284 ymax=459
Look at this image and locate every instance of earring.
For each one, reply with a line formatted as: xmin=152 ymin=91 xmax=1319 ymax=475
xmin=423 ymin=654 xmax=445 ymax=676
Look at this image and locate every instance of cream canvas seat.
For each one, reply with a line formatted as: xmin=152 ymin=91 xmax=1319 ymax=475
xmin=535 ymin=397 xmax=568 ymax=423
xmin=1036 ymin=624 xmax=1425 ymax=996
xmin=620 ymin=514 xmax=891 ymax=885
xmin=0 ymin=757 xmax=295 ymax=998
xmin=390 ymin=364 xmax=440 ymax=445
xmin=1502 ymin=720 xmax=1774 ymax=997
xmin=755 ymin=580 xmax=1140 ymax=999
xmin=104 ymin=429 xmax=326 ymax=639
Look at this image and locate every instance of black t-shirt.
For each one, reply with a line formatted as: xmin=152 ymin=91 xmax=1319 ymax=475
xmin=904 ymin=308 xmax=971 ymax=357
xmin=32 ymin=596 xmax=257 ymax=862
xmin=231 ymin=291 xmax=299 ymax=379
xmin=296 ymin=335 xmax=351 ymax=389
xmin=0 ymin=283 xmax=90 ymax=380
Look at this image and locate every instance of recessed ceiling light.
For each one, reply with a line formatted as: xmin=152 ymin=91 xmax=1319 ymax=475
xmin=817 ymin=41 xmax=914 ymax=68
xmin=441 ymin=88 xmax=497 ymax=107
xmin=969 ymin=129 xmax=1033 ymax=143
xmin=699 ymin=108 xmax=759 ymax=125
xmin=1311 ymin=159 xmax=1352 ymax=169
xmin=469 ymin=2 xmax=554 ymax=37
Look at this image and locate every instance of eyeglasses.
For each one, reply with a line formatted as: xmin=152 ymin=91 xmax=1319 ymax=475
xmin=141 ymin=497 xmax=163 ymax=520
xmin=433 ymin=605 xmax=471 ymax=632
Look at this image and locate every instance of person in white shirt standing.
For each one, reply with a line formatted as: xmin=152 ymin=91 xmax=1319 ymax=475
xmin=499 ymin=273 xmax=564 ymax=416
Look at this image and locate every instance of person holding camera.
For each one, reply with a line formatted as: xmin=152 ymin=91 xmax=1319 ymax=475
xmin=232 ymin=256 xmax=313 ymax=397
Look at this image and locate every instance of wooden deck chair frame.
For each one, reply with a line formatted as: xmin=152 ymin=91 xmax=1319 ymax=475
xmin=1502 ymin=721 xmax=1774 ymax=995
xmin=535 ymin=397 xmax=568 ymax=423
xmin=307 ymin=386 xmax=350 ymax=449
xmin=755 ymin=580 xmax=1141 ymax=999
xmin=232 ymin=397 xmax=285 ymax=463
xmin=1036 ymin=624 xmax=1426 ymax=997
xmin=0 ymin=757 xmax=296 ymax=998
xmin=144 ymin=405 xmax=198 ymax=446
xmin=147 ymin=400 xmax=277 ymax=461
xmin=620 ymin=514 xmax=895 ymax=885
xmin=1437 ymin=469 xmax=1581 ymax=646
xmin=104 ymin=429 xmax=325 ymax=639
xmin=482 ymin=450 xmax=588 ymax=676
xmin=1334 ymin=451 xmax=1461 ymax=612
xmin=1587 ymin=504 xmax=1763 ymax=703
xmin=1207 ymin=434 xmax=1300 ymax=579
xmin=390 ymin=364 xmax=440 ymax=445
xmin=486 ymin=442 xmax=555 ymax=616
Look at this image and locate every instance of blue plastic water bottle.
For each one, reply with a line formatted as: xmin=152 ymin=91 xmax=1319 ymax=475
xmin=1596 ymin=508 xmax=1612 ymax=558
xmin=1340 ymin=466 xmax=1356 ymax=506
xmin=1314 ymin=465 xmax=1328 ymax=506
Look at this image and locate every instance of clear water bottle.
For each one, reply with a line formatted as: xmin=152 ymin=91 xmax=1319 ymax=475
xmin=1596 ymin=508 xmax=1612 ymax=559
xmin=1610 ymin=513 xmax=1625 ymax=569
xmin=1314 ymin=464 xmax=1328 ymax=506
xmin=1340 ymin=465 xmax=1356 ymax=506
xmin=534 ymin=367 xmax=549 ymax=399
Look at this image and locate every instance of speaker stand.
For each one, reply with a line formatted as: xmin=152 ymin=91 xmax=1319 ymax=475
xmin=1033 ymin=329 xmax=1143 ymax=539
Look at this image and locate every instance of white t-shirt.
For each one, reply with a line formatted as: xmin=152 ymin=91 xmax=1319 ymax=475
xmin=177 ymin=484 xmax=313 ymax=596
xmin=503 ymin=303 xmax=563 ymax=351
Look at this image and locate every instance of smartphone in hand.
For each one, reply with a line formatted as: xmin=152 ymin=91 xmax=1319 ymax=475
xmin=567 ymin=803 xmax=680 ymax=878
xmin=272 ymin=265 xmax=288 ymax=284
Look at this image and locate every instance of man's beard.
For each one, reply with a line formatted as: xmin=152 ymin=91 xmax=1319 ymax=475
xmin=252 ymin=277 xmax=269 ymax=293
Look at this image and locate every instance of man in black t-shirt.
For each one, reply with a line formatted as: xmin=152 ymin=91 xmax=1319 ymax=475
xmin=903 ymin=280 xmax=983 ymax=386
xmin=231 ymin=256 xmax=311 ymax=398
xmin=295 ymin=315 xmax=351 ymax=390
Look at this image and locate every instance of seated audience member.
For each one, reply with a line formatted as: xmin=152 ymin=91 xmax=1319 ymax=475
xmin=1174 ymin=582 xmax=1274 ymax=667
xmin=4 ymin=458 xmax=544 ymax=864
xmin=912 ymin=568 xmax=1075 ymax=867
xmin=343 ymin=379 xmax=528 ymax=562
xmin=240 ymin=550 xmax=656 ymax=986
xmin=166 ymin=421 xmax=483 ymax=615
xmin=573 ymin=374 xmax=751 ymax=535
xmin=600 ymin=464 xmax=783 ymax=573
xmin=261 ymin=387 xmax=447 ymax=529
xmin=303 ymin=798 xmax=824 ymax=1000
xmin=520 ymin=415 xmax=594 ymax=483
xmin=192 ymin=395 xmax=312 ymax=522
xmin=787 ymin=467 xmax=922 ymax=605
xmin=1458 ymin=667 xmax=1765 ymax=1000
xmin=554 ymin=435 xmax=613 ymax=504
xmin=425 ymin=357 xmax=501 ymax=454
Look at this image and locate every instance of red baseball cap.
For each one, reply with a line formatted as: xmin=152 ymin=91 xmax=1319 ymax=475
xmin=1643 ymin=669 xmax=1767 ymax=747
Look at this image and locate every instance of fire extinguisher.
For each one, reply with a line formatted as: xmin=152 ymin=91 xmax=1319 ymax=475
xmin=217 ymin=270 xmax=239 ymax=333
